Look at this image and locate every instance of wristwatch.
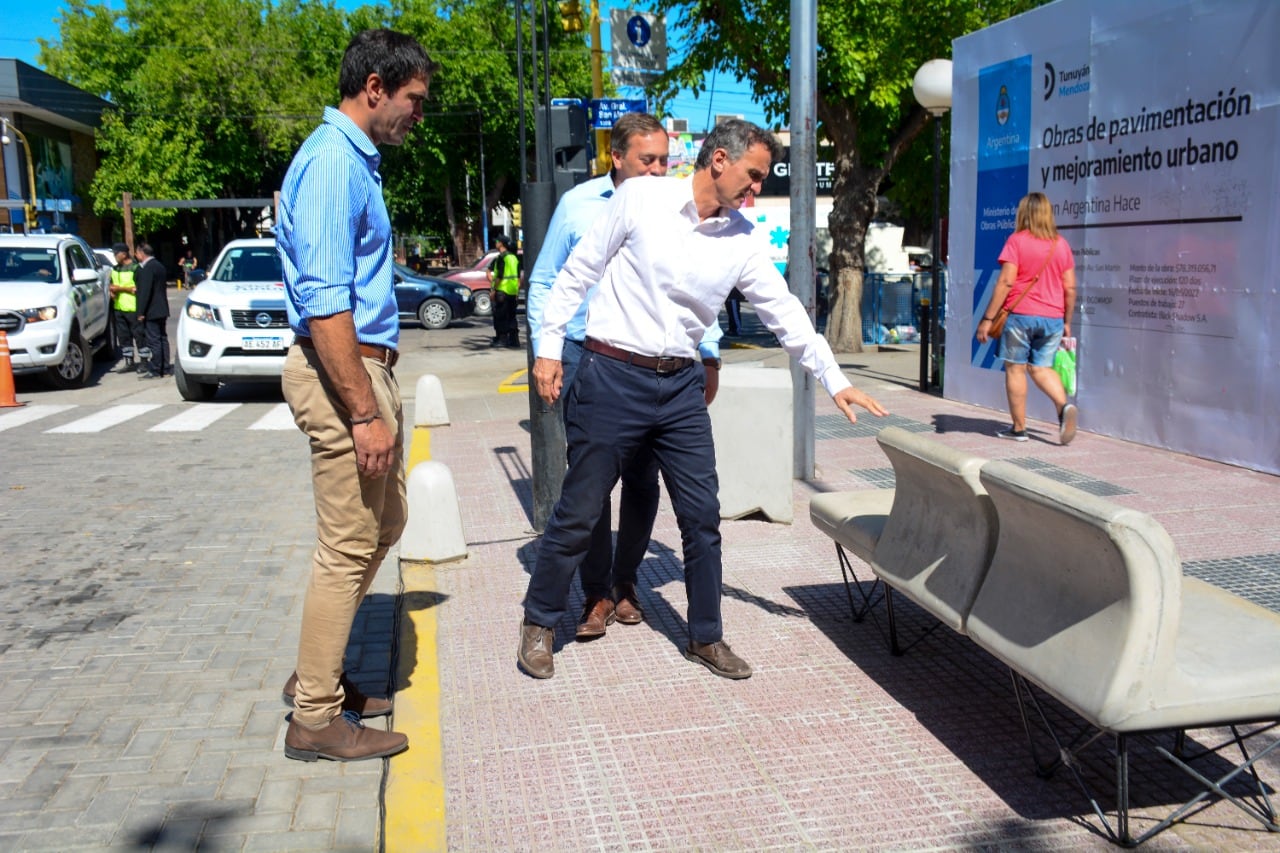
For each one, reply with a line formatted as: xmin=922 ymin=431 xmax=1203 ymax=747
xmin=701 ymin=357 xmax=722 ymax=370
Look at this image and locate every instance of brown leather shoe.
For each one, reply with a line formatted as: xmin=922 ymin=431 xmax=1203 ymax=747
xmin=683 ymin=640 xmax=753 ymax=679
xmin=575 ymin=596 xmax=616 ymax=639
xmin=612 ymin=583 xmax=644 ymax=625
xmin=284 ymin=711 xmax=408 ymax=762
xmin=518 ymin=619 xmax=555 ymax=679
xmin=281 ymin=672 xmax=392 ymax=718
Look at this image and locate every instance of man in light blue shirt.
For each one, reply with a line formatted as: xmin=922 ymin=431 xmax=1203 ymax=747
xmin=277 ymin=29 xmax=436 ymax=763
xmin=526 ymin=112 xmax=723 ymax=640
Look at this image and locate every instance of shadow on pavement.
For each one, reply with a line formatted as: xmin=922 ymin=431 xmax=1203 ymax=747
xmin=783 ymin=579 xmax=1263 ymax=838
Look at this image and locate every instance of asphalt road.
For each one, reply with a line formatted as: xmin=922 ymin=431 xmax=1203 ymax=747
xmin=0 ymin=287 xmax=528 ymax=849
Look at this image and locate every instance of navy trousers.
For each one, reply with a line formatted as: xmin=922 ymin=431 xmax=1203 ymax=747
xmin=561 ymin=340 xmax=661 ymax=598
xmin=525 ymin=351 xmax=722 ymax=643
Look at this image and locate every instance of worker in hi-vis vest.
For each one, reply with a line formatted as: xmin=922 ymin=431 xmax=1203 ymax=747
xmin=488 ymin=233 xmax=521 ymax=349
xmin=108 ymin=243 xmax=144 ymax=370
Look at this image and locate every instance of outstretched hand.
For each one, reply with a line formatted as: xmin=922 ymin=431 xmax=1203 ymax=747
xmin=833 ymin=386 xmax=889 ymax=424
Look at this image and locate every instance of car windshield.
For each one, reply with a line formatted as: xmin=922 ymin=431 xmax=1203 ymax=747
xmin=212 ymin=247 xmax=282 ymax=282
xmin=0 ymin=247 xmax=61 ymax=282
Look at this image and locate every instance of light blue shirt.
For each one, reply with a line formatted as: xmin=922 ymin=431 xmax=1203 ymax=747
xmin=528 ymin=174 xmax=721 ymax=361
xmin=278 ymin=106 xmax=399 ymax=349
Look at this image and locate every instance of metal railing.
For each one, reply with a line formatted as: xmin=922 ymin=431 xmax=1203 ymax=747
xmin=859 ymin=270 xmax=947 ymax=346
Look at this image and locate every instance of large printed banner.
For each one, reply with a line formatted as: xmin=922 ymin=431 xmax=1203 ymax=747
xmin=949 ymin=0 xmax=1279 ymax=474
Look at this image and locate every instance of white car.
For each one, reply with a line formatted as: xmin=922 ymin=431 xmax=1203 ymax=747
xmin=0 ymin=233 xmax=114 ymax=388
xmin=175 ymin=237 xmax=293 ymax=401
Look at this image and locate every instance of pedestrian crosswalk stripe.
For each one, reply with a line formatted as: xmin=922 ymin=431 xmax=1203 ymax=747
xmin=0 ymin=404 xmax=77 ymax=432
xmin=149 ymin=403 xmax=242 ymax=432
xmin=249 ymin=403 xmax=296 ymax=431
xmin=46 ymin=404 xmax=163 ymax=433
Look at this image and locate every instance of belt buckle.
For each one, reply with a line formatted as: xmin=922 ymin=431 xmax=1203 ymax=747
xmin=654 ymin=356 xmax=679 ymax=374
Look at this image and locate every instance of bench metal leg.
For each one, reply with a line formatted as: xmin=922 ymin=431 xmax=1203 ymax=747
xmin=1010 ymin=670 xmax=1280 ymax=846
xmin=835 ymin=542 xmax=882 ymax=623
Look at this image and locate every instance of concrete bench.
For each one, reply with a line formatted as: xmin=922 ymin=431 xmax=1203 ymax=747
xmin=966 ymin=460 xmax=1280 ymax=845
xmin=808 ymin=426 xmax=997 ymax=649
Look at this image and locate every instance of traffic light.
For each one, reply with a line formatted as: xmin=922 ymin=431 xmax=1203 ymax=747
xmin=559 ymin=0 xmax=584 ymax=32
xmin=512 ymin=203 xmax=522 ymax=227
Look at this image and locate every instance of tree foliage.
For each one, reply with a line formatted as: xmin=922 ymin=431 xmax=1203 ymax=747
xmin=38 ymin=0 xmax=593 ymax=260
xmin=650 ymin=0 xmax=1042 ymax=352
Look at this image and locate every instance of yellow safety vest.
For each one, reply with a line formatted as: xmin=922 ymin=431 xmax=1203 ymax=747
xmin=111 ymin=266 xmax=138 ymax=313
xmin=493 ymin=252 xmax=520 ymax=296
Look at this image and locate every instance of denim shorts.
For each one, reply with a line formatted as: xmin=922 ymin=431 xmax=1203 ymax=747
xmin=1001 ymin=314 xmax=1063 ymax=367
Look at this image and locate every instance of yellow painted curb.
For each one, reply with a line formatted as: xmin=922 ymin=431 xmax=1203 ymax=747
xmin=498 ymin=368 xmax=528 ymax=394
xmin=406 ymin=426 xmax=431 ymax=470
xmin=384 ymin=562 xmax=446 ymax=851
xmin=383 ymin=436 xmax=446 ymax=850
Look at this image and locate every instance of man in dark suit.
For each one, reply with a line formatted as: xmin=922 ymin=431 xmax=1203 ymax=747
xmin=133 ymin=242 xmax=170 ymax=378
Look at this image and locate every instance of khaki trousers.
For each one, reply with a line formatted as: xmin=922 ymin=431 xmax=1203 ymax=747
xmin=282 ymin=345 xmax=407 ymax=728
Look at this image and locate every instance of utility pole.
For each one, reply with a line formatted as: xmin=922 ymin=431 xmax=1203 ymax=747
xmin=589 ymin=0 xmax=609 ymax=176
xmin=789 ymin=0 xmax=817 ymax=479
xmin=523 ymin=0 xmax=563 ymax=531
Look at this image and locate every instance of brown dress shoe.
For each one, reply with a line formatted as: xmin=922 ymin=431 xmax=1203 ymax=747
xmin=518 ymin=619 xmax=555 ymax=678
xmin=683 ymin=640 xmax=753 ymax=679
xmin=612 ymin=583 xmax=644 ymax=625
xmin=575 ymin=596 xmax=616 ymax=639
xmin=282 ymin=672 xmax=392 ymax=718
xmin=284 ymin=711 xmax=408 ymax=762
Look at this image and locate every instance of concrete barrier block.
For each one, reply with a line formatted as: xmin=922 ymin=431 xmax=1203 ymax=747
xmin=400 ymin=460 xmax=468 ymax=563
xmin=709 ymin=365 xmax=793 ymax=522
xmin=414 ymin=375 xmax=450 ymax=426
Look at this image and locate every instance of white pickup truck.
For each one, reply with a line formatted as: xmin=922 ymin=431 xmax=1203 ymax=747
xmin=0 ymin=233 xmax=114 ymax=388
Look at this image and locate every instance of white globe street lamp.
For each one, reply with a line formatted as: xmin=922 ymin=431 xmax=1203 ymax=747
xmin=912 ymin=59 xmax=952 ymax=392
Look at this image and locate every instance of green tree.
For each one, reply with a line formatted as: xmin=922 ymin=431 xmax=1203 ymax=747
xmin=41 ymin=0 xmax=593 ymax=262
xmin=651 ymin=0 xmax=1040 ymax=352
xmin=41 ymin=0 xmax=347 ymax=237
xmin=376 ymin=0 xmax=593 ymax=261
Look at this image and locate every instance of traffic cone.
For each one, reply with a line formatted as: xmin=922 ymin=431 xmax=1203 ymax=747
xmin=0 ymin=330 xmax=25 ymax=408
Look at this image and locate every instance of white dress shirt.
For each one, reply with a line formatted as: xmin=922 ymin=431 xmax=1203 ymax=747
xmin=539 ymin=174 xmax=851 ymax=397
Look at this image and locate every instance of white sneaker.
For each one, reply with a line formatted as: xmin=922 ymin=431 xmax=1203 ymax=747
xmin=1059 ymin=404 xmax=1078 ymax=445
xmin=996 ymin=427 xmax=1028 ymax=442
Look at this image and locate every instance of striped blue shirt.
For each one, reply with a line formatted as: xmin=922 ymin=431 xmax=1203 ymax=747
xmin=278 ymin=106 xmax=398 ymax=348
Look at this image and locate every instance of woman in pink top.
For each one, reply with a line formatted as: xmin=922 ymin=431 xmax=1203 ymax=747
xmin=976 ymin=192 xmax=1078 ymax=444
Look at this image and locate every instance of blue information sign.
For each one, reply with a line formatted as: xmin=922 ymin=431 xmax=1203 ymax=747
xmin=587 ymin=98 xmax=648 ymax=129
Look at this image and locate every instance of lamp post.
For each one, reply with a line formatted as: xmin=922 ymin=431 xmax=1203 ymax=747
xmin=912 ymin=59 xmax=952 ymax=392
xmin=0 ymin=116 xmax=39 ymax=234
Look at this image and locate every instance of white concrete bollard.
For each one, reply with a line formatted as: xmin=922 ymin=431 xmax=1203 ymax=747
xmin=708 ymin=364 xmax=794 ymax=523
xmin=414 ymin=374 xmax=450 ymax=426
xmin=400 ymin=460 xmax=468 ymax=563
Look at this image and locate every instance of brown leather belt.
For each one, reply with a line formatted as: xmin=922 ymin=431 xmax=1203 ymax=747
xmin=584 ymin=338 xmax=692 ymax=374
xmin=295 ymin=335 xmax=399 ymax=368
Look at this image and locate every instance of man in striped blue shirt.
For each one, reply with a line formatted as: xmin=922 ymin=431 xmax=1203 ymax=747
xmin=277 ymin=28 xmax=437 ymax=763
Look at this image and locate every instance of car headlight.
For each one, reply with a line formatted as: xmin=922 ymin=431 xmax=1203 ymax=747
xmin=20 ymin=306 xmax=58 ymax=323
xmin=452 ymin=285 xmax=472 ymax=298
xmin=185 ymin=300 xmax=220 ymax=325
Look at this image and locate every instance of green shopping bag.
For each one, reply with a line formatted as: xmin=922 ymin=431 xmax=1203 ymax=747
xmin=1054 ymin=345 xmax=1077 ymax=396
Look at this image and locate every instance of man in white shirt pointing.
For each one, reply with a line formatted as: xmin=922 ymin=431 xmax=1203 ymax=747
xmin=520 ymin=120 xmax=888 ymax=681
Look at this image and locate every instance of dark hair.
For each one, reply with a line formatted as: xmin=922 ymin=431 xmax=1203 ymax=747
xmin=695 ymin=119 xmax=783 ymax=169
xmin=136 ymin=242 xmax=154 ymax=257
xmin=495 ymin=234 xmax=513 ymax=249
xmin=610 ymin=112 xmax=666 ymax=156
xmin=339 ymin=29 xmax=439 ymax=99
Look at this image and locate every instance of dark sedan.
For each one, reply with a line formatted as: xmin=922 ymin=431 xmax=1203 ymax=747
xmin=394 ymin=263 xmax=474 ymax=329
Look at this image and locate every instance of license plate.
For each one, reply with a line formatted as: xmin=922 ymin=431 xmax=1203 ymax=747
xmin=243 ymin=337 xmax=285 ymax=351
